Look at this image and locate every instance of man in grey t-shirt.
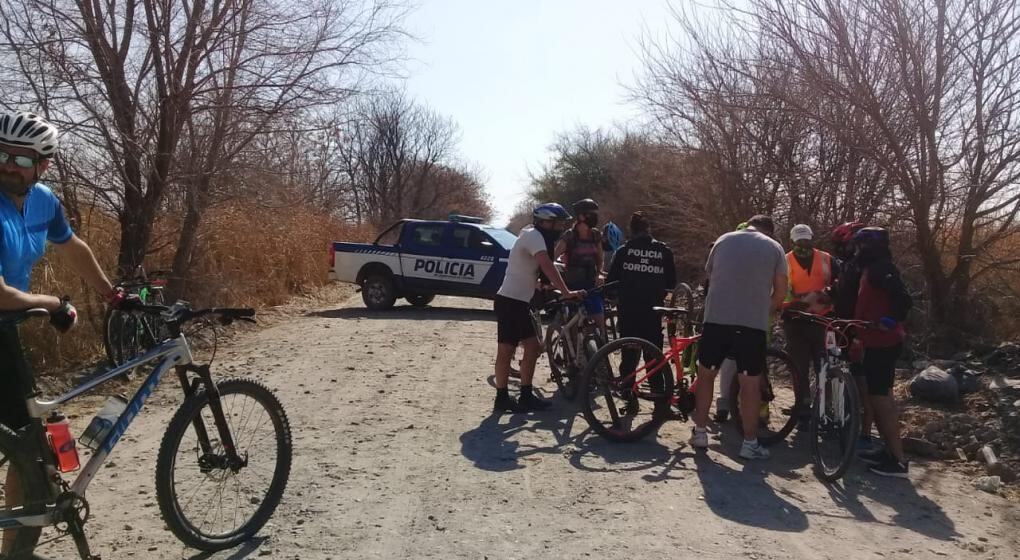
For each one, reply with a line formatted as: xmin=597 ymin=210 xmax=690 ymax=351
xmin=691 ymin=215 xmax=789 ymax=460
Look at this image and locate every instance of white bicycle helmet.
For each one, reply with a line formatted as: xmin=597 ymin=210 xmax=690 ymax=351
xmin=0 ymin=111 xmax=59 ymax=158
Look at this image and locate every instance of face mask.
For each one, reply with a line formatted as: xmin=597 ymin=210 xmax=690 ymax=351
xmin=793 ymin=245 xmax=813 ymax=258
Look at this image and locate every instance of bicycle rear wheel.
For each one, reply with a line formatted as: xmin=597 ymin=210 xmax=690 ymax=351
xmin=810 ymin=367 xmax=861 ymax=482
xmin=730 ymin=348 xmax=807 ymax=444
xmin=156 ymin=378 xmax=292 ymax=551
xmin=581 ymin=337 xmax=673 ymax=443
xmin=0 ymin=425 xmax=48 ymax=559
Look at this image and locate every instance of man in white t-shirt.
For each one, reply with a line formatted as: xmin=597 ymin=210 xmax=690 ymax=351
xmin=493 ymin=203 xmax=584 ymax=412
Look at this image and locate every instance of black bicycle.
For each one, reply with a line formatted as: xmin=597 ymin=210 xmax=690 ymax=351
xmin=103 ymin=266 xmax=170 ymax=367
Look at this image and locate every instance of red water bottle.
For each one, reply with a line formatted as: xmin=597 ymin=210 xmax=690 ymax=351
xmin=46 ymin=413 xmax=81 ymax=473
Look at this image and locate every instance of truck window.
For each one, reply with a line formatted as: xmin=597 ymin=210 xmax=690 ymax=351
xmin=451 ymin=227 xmax=497 ymax=252
xmin=406 ymin=223 xmax=445 ymax=248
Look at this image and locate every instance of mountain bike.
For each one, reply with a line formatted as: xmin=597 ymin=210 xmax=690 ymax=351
xmin=103 ymin=266 xmax=170 ymax=367
xmin=0 ymin=301 xmax=292 ymax=559
xmin=579 ymin=306 xmax=800 ymax=445
xmin=543 ymin=282 xmax=617 ymax=401
xmin=779 ymin=311 xmax=871 ymax=481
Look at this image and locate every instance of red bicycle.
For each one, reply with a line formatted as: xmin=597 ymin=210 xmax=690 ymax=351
xmin=579 ymin=306 xmax=800 ymax=443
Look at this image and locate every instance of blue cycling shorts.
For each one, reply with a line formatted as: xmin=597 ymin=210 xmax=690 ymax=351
xmin=584 ymin=293 xmax=605 ymax=316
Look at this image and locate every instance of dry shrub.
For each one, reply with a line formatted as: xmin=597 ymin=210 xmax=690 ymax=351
xmin=23 ymin=202 xmax=372 ymax=373
xmin=167 ymin=202 xmax=373 ymax=308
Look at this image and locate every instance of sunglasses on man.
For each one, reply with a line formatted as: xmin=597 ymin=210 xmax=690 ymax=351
xmin=0 ymin=150 xmax=39 ymax=169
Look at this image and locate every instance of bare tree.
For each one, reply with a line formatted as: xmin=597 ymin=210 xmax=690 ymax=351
xmin=0 ymin=0 xmax=410 ymax=276
xmin=632 ymin=0 xmax=1020 ymax=336
xmin=338 ymin=91 xmax=466 ymax=226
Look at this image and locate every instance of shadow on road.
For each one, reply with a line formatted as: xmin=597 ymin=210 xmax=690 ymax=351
xmin=824 ymin=463 xmax=960 ymax=541
xmin=692 ymin=451 xmax=811 ymax=533
xmin=459 ymin=397 xmax=586 ymax=472
xmin=309 ymin=305 xmax=495 ymax=322
xmin=187 ymin=536 xmax=269 ymax=560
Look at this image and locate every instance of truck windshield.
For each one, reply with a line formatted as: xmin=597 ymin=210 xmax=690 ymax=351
xmin=485 ymin=228 xmax=517 ymax=250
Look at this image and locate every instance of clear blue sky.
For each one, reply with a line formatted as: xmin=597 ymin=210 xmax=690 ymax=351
xmin=403 ymin=1 xmax=677 ymax=225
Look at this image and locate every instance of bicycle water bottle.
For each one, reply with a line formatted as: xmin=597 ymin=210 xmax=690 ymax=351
xmin=45 ymin=413 xmax=81 ymax=473
xmin=80 ymin=395 xmax=128 ymax=451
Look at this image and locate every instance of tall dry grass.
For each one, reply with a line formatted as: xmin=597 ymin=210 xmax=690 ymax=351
xmin=24 ymin=202 xmax=373 ymax=373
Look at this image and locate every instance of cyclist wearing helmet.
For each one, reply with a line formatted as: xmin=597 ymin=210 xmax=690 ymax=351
xmin=845 ymin=227 xmax=913 ymax=478
xmin=828 ymin=220 xmax=878 ymax=448
xmin=492 ymin=203 xmax=582 ymax=413
xmin=602 ymin=221 xmax=625 ymax=271
xmin=555 ymin=198 xmax=606 ymax=333
xmin=0 ymin=111 xmax=117 ymax=554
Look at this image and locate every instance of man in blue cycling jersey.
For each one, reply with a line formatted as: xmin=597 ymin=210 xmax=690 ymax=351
xmin=0 ymin=111 xmax=117 ymax=557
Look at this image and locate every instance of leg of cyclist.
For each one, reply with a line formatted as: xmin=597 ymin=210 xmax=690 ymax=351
xmin=517 ymin=335 xmax=550 ymax=411
xmin=861 ymin=344 xmax=908 ymax=477
xmin=734 ymin=326 xmax=771 ymax=460
xmin=782 ymin=318 xmax=821 ymax=414
xmin=715 ymin=358 xmax=737 ymax=422
xmin=1 ymin=325 xmax=34 ymax=553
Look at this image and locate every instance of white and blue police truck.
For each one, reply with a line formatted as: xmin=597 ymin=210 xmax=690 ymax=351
xmin=329 ymin=215 xmax=517 ymax=310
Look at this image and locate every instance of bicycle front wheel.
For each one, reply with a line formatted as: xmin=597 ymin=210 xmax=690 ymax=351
xmin=156 ymin=378 xmax=292 ymax=551
xmin=810 ymin=367 xmax=861 ymax=482
xmin=544 ymin=317 xmax=580 ymax=401
xmin=0 ymin=424 xmax=49 ymax=559
xmin=581 ymin=337 xmax=673 ymax=443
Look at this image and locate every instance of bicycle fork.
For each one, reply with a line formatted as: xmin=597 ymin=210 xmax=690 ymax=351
xmin=176 ymin=365 xmax=246 ymax=472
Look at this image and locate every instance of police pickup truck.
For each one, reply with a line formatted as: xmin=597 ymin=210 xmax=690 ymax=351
xmin=329 ymin=215 xmax=518 ymax=310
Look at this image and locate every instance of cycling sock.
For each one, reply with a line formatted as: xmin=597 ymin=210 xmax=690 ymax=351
xmin=497 ymin=388 xmax=510 ymax=399
xmin=744 ymin=438 xmax=759 ymax=446
xmin=520 ymin=385 xmax=534 ymax=397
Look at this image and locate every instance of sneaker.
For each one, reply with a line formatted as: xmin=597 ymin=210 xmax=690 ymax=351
xmin=690 ymin=427 xmax=709 ymax=449
xmin=858 ymin=447 xmax=890 ymax=465
xmin=493 ymin=394 xmax=518 ymax=413
xmin=869 ymin=457 xmax=910 ymax=479
xmin=739 ymin=440 xmax=771 ymax=460
xmin=713 ymin=409 xmax=729 ymax=423
xmin=517 ymin=392 xmax=552 ymax=412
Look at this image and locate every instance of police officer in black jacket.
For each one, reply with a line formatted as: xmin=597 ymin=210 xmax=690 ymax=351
xmin=606 ymin=212 xmax=676 ymax=410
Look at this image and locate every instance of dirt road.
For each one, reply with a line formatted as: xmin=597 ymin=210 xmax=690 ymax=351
xmin=38 ymin=295 xmax=1019 ymax=559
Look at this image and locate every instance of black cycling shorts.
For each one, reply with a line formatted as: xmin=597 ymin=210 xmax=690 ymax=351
xmin=494 ymin=295 xmax=538 ymax=346
xmin=697 ymin=322 xmax=768 ymax=377
xmin=862 ymin=344 xmax=902 ymax=396
xmin=0 ymin=326 xmax=33 ymax=430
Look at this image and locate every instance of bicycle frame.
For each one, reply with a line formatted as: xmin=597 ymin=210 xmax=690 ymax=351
xmin=0 ymin=335 xmax=194 ymax=529
xmin=555 ymin=302 xmax=594 ymax=368
xmin=619 ymin=329 xmax=701 ymax=404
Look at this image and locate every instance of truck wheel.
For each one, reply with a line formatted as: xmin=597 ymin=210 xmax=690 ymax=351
xmin=362 ymin=275 xmax=396 ymax=310
xmin=406 ymin=294 xmax=435 ymax=307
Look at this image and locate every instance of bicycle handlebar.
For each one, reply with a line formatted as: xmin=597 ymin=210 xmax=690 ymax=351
xmin=124 ymin=302 xmax=256 ymax=326
xmin=544 ymin=281 xmax=620 ymax=307
xmin=0 ymin=302 xmax=256 ymax=327
xmin=783 ymin=310 xmax=874 ymax=331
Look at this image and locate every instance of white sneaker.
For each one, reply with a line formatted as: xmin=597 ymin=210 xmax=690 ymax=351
xmin=690 ymin=427 xmax=709 ymax=449
xmin=739 ymin=440 xmax=770 ymax=460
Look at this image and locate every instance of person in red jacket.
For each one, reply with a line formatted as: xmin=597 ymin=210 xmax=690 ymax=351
xmin=846 ymin=227 xmax=913 ymax=478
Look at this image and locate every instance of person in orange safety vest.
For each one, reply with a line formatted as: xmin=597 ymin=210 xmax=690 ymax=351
xmin=781 ymin=224 xmax=836 ymax=413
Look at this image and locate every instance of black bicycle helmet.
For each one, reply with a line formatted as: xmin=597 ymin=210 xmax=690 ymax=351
xmin=572 ymin=198 xmax=599 ymax=215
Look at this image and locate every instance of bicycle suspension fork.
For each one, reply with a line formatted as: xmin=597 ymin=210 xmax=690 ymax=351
xmin=175 ymin=365 xmax=245 ymax=470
